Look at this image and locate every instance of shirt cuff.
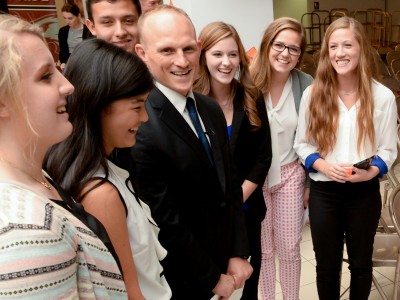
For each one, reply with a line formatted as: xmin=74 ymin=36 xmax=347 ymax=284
xmin=305 ymin=153 xmax=321 ymax=173
xmin=371 ymin=155 xmax=388 ymax=178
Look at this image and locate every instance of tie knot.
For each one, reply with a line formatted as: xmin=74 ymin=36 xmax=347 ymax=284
xmin=186 ymin=97 xmax=197 ymax=114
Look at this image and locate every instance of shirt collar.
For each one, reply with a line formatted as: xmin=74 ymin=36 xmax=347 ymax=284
xmin=155 ymin=82 xmax=195 ymax=115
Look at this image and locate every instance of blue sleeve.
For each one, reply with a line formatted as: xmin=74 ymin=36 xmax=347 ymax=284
xmin=371 ymin=155 xmax=388 ymax=178
xmin=305 ymin=153 xmax=321 ymax=173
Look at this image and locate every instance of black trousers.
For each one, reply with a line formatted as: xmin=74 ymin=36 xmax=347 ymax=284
xmin=309 ymin=178 xmax=381 ymax=300
xmin=240 ymin=211 xmax=262 ymax=300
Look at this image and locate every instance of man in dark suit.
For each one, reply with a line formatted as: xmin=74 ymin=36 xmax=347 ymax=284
xmin=133 ymin=5 xmax=252 ymax=300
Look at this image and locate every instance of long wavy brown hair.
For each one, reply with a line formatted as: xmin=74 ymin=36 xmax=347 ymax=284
xmin=307 ymin=17 xmax=380 ymax=157
xmin=251 ymin=17 xmax=307 ymax=95
xmin=193 ymin=21 xmax=261 ymax=129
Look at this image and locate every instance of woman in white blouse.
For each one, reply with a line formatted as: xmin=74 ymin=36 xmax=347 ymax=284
xmin=294 ymin=17 xmax=397 ymax=299
xmin=251 ymin=17 xmax=313 ymax=299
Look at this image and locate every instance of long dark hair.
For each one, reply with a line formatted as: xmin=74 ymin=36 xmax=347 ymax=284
xmin=44 ymin=38 xmax=153 ymax=199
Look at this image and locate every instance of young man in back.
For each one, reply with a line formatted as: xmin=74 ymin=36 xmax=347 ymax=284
xmin=85 ymin=0 xmax=141 ymax=53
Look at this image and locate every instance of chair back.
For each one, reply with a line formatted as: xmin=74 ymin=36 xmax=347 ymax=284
xmin=299 ymin=64 xmax=316 ymax=78
xmin=390 ymin=184 xmax=400 ymax=237
xmin=387 ymin=50 xmax=400 ymax=69
xmin=391 ymin=58 xmax=400 ymax=76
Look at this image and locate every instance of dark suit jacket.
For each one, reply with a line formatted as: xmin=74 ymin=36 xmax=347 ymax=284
xmin=230 ymin=88 xmax=272 ymax=224
xmin=131 ymin=87 xmax=249 ymax=299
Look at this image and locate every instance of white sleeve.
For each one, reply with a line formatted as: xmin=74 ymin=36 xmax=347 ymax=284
xmin=374 ymin=85 xmax=397 ymax=169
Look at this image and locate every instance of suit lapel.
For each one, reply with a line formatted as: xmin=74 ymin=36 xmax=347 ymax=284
xmin=195 ymin=94 xmax=227 ymax=192
xmin=149 ymin=88 xmax=215 ymax=169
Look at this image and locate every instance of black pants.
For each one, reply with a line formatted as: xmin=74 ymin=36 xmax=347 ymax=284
xmin=240 ymin=211 xmax=262 ymax=300
xmin=309 ymin=178 xmax=381 ymax=300
xmin=241 ymin=193 xmax=265 ymax=300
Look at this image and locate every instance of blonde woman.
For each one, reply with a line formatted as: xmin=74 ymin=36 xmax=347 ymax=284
xmin=0 ymin=14 xmax=126 ymax=299
xmin=294 ymin=17 xmax=397 ymax=298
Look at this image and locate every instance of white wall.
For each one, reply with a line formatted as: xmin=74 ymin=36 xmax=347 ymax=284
xmin=163 ymin=0 xmax=274 ymax=51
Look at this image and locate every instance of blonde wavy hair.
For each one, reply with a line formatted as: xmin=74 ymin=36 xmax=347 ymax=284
xmin=0 ymin=14 xmax=46 ymax=154
xmin=193 ymin=21 xmax=261 ymax=129
xmin=307 ymin=17 xmax=380 ymax=157
xmin=251 ymin=17 xmax=307 ymax=95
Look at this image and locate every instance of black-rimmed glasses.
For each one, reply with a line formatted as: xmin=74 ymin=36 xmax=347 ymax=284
xmin=271 ymin=41 xmax=301 ymax=56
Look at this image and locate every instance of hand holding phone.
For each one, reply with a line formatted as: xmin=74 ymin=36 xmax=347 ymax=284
xmin=353 ymin=156 xmax=374 ymax=170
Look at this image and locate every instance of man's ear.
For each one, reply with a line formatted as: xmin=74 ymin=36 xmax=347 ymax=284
xmin=135 ymin=44 xmax=146 ymax=61
xmin=85 ymin=19 xmax=97 ymax=36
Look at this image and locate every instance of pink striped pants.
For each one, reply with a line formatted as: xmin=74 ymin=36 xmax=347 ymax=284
xmin=259 ymin=161 xmax=305 ymax=300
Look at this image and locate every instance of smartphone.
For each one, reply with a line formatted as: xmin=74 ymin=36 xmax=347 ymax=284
xmin=353 ymin=156 xmax=374 ymax=170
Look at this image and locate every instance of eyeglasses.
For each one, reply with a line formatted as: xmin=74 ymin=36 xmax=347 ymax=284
xmin=271 ymin=41 xmax=302 ymax=56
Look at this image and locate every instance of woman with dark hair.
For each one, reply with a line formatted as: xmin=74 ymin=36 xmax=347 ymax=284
xmin=251 ymin=17 xmax=313 ymax=299
xmin=45 ymin=38 xmax=172 ymax=300
xmin=0 ymin=14 xmax=127 ymax=298
xmin=58 ymin=3 xmax=88 ymax=69
xmin=294 ymin=17 xmax=397 ymax=298
xmin=193 ymin=21 xmax=272 ymax=300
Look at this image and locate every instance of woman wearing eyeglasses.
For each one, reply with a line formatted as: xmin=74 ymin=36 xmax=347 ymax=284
xmin=251 ymin=17 xmax=313 ymax=299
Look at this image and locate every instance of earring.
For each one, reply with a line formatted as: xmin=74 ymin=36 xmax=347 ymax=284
xmin=235 ymin=64 xmax=241 ymax=80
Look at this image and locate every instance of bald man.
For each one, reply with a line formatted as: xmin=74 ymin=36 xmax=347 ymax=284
xmin=132 ymin=5 xmax=252 ymax=300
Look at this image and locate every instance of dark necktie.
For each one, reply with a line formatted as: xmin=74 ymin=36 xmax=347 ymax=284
xmin=186 ymin=97 xmax=214 ymax=165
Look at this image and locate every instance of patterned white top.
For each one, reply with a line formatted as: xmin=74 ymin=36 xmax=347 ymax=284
xmin=0 ymin=181 xmax=127 ymax=299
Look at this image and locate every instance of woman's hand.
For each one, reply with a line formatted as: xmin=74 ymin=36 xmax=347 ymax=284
xmin=321 ymin=162 xmax=351 ymax=183
xmin=347 ymin=166 xmax=380 ymax=183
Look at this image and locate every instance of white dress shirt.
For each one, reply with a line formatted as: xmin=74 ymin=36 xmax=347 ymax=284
xmin=294 ymin=79 xmax=397 ymax=182
xmin=266 ymin=75 xmax=299 ymax=188
xmin=156 ymin=82 xmax=208 ymax=140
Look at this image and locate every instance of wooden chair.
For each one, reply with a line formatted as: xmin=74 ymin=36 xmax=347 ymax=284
xmin=342 ymin=133 xmax=400 ymax=299
xmin=369 ymin=183 xmax=400 ymax=300
xmin=312 ymin=9 xmax=330 ymax=36
xmin=391 ymin=58 xmax=400 ymax=78
xmin=301 ymin=52 xmax=315 ymax=67
xmin=352 ymin=10 xmax=370 ymax=38
xmin=312 ymin=49 xmax=320 ymax=65
xmin=330 ymin=8 xmax=349 ymax=17
xmin=396 ymin=70 xmax=400 ymax=82
xmin=301 ymin=13 xmax=322 ymax=51
xmin=391 ymin=11 xmax=400 ymax=45
xmin=299 ymin=64 xmax=316 ymax=78
xmin=381 ymin=76 xmax=400 ymax=95
xmin=386 ymin=50 xmax=400 ymax=73
xmin=371 ymin=11 xmax=392 ymax=47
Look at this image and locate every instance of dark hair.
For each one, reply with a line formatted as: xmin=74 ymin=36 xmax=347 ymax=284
xmin=44 ymin=38 xmax=153 ymax=199
xmin=86 ymin=0 xmax=141 ymax=22
xmin=61 ymin=3 xmax=81 ymax=17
